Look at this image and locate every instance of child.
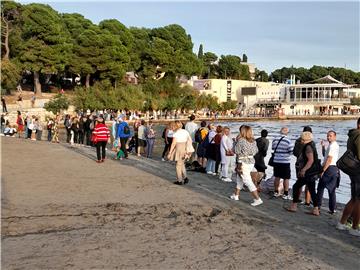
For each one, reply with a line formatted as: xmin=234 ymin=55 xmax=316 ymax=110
xmin=113 ymin=139 xmax=125 ymax=160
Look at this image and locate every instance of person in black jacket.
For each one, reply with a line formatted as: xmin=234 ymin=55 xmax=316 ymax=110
xmin=84 ymin=115 xmax=92 ymax=146
xmin=254 ymin=129 xmax=269 ymax=174
xmin=78 ymin=116 xmax=85 ymax=145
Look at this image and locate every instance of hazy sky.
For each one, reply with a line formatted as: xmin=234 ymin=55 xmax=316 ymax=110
xmin=18 ymin=1 xmax=360 ymax=73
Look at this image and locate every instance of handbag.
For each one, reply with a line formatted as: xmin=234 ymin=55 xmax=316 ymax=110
xmin=337 ymin=149 xmax=360 ymax=176
xmin=268 ymin=136 xmax=285 ymax=167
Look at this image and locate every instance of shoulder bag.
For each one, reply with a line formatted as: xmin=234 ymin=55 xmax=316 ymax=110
xmin=268 ymin=136 xmax=284 ymax=167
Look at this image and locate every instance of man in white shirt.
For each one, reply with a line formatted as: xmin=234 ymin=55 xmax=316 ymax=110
xmin=185 ymin=114 xmax=198 ymax=161
xmin=316 ymin=130 xmax=340 ymax=214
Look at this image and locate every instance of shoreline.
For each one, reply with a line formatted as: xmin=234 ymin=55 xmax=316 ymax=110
xmin=115 ymin=114 xmax=360 ymax=125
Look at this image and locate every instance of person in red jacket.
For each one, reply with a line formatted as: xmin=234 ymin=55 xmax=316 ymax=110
xmin=92 ymin=116 xmax=110 ymax=163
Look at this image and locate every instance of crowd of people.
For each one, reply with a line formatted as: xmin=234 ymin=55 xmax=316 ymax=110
xmin=2 ymin=108 xmax=359 ymax=237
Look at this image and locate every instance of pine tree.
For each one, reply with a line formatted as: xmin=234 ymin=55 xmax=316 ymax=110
xmin=198 ymin=44 xmax=204 ymax=59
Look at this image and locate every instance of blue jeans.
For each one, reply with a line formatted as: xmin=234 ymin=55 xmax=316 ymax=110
xmin=47 ymin=130 xmax=52 ymax=141
xmin=146 ymin=139 xmax=155 ymax=158
xmin=317 ymin=166 xmax=339 ymax=212
xmin=206 ymin=159 xmax=216 ymax=173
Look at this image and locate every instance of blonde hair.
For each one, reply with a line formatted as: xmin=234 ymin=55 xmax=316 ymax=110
xmin=240 ymin=125 xmax=254 ymax=142
xmin=174 ymin=120 xmax=183 ymax=131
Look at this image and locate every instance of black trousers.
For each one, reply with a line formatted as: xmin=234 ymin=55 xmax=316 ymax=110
xmin=85 ymin=131 xmax=92 ymax=145
xmin=162 ymin=138 xmax=173 ymax=158
xmin=96 ymin=141 xmax=107 ymax=161
xmin=78 ymin=131 xmax=84 ymax=144
xmin=292 ymin=176 xmax=318 ymax=207
xmin=120 ymin=137 xmax=128 ymax=158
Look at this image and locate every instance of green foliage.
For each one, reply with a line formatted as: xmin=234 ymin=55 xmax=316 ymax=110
xmin=220 ymin=100 xmax=238 ymax=111
xmin=1 ymin=59 xmax=21 ymax=94
xmin=18 ymin=4 xmax=72 ymax=74
xmin=44 ymin=93 xmax=70 ymax=114
xmin=218 ymin=55 xmax=250 ymax=80
xmin=270 ymin=65 xmax=360 ymax=84
xmin=351 ymin=98 xmax=360 ymax=106
xmin=255 ymin=69 xmax=269 ymax=82
xmin=198 ymin=44 xmax=204 ymax=59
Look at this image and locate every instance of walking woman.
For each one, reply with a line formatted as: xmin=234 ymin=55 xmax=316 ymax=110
xmin=231 ymin=125 xmax=263 ymax=206
xmin=205 ymin=123 xmax=217 ymax=175
xmin=220 ymin=127 xmax=234 ymax=182
xmin=16 ymin=111 xmax=24 ymax=138
xmin=168 ymin=120 xmax=193 ymax=185
xmin=287 ymin=131 xmax=320 ymax=215
xmin=161 ymin=123 xmax=174 ymax=161
xmin=92 ymin=116 xmax=110 ymax=163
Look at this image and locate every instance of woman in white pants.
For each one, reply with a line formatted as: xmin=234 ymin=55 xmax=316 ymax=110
xmin=220 ymin=127 xmax=234 ymax=182
xmin=231 ymin=125 xmax=263 ymax=206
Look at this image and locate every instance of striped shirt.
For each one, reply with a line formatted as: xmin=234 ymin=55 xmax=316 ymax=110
xmin=272 ymin=135 xmax=293 ymax=164
xmin=93 ymin=123 xmax=110 ymax=142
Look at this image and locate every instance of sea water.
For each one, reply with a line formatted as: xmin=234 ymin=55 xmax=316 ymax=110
xmin=223 ymin=119 xmax=356 ymax=204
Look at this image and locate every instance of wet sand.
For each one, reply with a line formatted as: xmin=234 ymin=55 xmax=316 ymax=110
xmin=1 ymin=137 xmax=360 ymax=269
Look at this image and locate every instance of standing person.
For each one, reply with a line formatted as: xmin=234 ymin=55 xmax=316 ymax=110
xmin=1 ymin=114 xmax=5 ymax=133
xmin=133 ymin=119 xmax=141 ymax=154
xmin=317 ymin=130 xmax=340 ymax=214
xmin=214 ymin=125 xmax=223 ymax=175
xmin=195 ymin=121 xmax=209 ymax=168
xmin=70 ymin=117 xmax=79 ymax=145
xmin=185 ymin=114 xmax=198 ymax=161
xmin=161 ymin=123 xmax=174 ymax=161
xmin=64 ymin=115 xmax=72 ymax=143
xmin=294 ymin=126 xmax=314 ymax=205
xmin=168 ymin=120 xmax=192 ymax=185
xmin=146 ymin=121 xmax=156 ymax=158
xmin=205 ymin=123 xmax=217 ymax=175
xmin=35 ymin=118 xmax=43 ymax=141
xmin=47 ymin=118 xmax=54 ymax=142
xmin=337 ymin=118 xmax=360 ymax=236
xmin=116 ymin=117 xmax=131 ymax=159
xmin=231 ymin=125 xmax=263 ymax=206
xmin=31 ymin=94 xmax=36 ymax=108
xmin=137 ymin=119 xmax=147 ymax=157
xmin=92 ymin=117 xmax=110 ymax=163
xmin=84 ymin=114 xmax=92 ymax=146
xmin=287 ymin=132 xmax=320 ymax=215
xmin=220 ymin=127 xmax=234 ymax=182
xmin=254 ymin=129 xmax=269 ymax=174
xmin=16 ymin=111 xmax=24 ymax=138
xmin=52 ymin=115 xmax=60 ymax=143
xmin=272 ymin=127 xmax=294 ymax=200
xmin=78 ymin=116 xmax=85 ymax=145
xmin=1 ymin=96 xmax=7 ymax=113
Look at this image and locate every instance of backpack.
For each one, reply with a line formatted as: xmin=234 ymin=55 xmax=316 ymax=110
xmin=194 ymin=128 xmax=203 ymax=143
xmin=123 ymin=124 xmax=130 ymax=135
xmin=162 ymin=128 xmax=167 ymax=139
xmin=17 ymin=117 xmax=23 ymax=126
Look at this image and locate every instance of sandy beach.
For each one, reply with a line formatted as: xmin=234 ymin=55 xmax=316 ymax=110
xmin=1 ymin=137 xmax=359 ymax=269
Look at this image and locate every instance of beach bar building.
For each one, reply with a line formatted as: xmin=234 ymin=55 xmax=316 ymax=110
xmin=281 ymin=75 xmax=351 ymax=115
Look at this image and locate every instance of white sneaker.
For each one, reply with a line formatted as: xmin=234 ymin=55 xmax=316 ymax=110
xmin=274 ymin=192 xmax=281 ymax=198
xmin=212 ymin=172 xmax=217 ymax=176
xmin=336 ymin=222 xmax=348 ymax=231
xmin=348 ymin=228 xmax=360 ymax=237
xmin=161 ymin=158 xmax=165 ymax=162
xmin=230 ymin=194 xmax=239 ymax=201
xmin=282 ymin=194 xmax=292 ymax=200
xmin=207 ymin=171 xmax=213 ymax=175
xmin=223 ymin=177 xmax=232 ymax=182
xmin=251 ymin=198 xmax=263 ymax=207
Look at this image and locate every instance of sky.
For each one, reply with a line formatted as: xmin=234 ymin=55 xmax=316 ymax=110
xmin=18 ymin=0 xmax=360 ymax=73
